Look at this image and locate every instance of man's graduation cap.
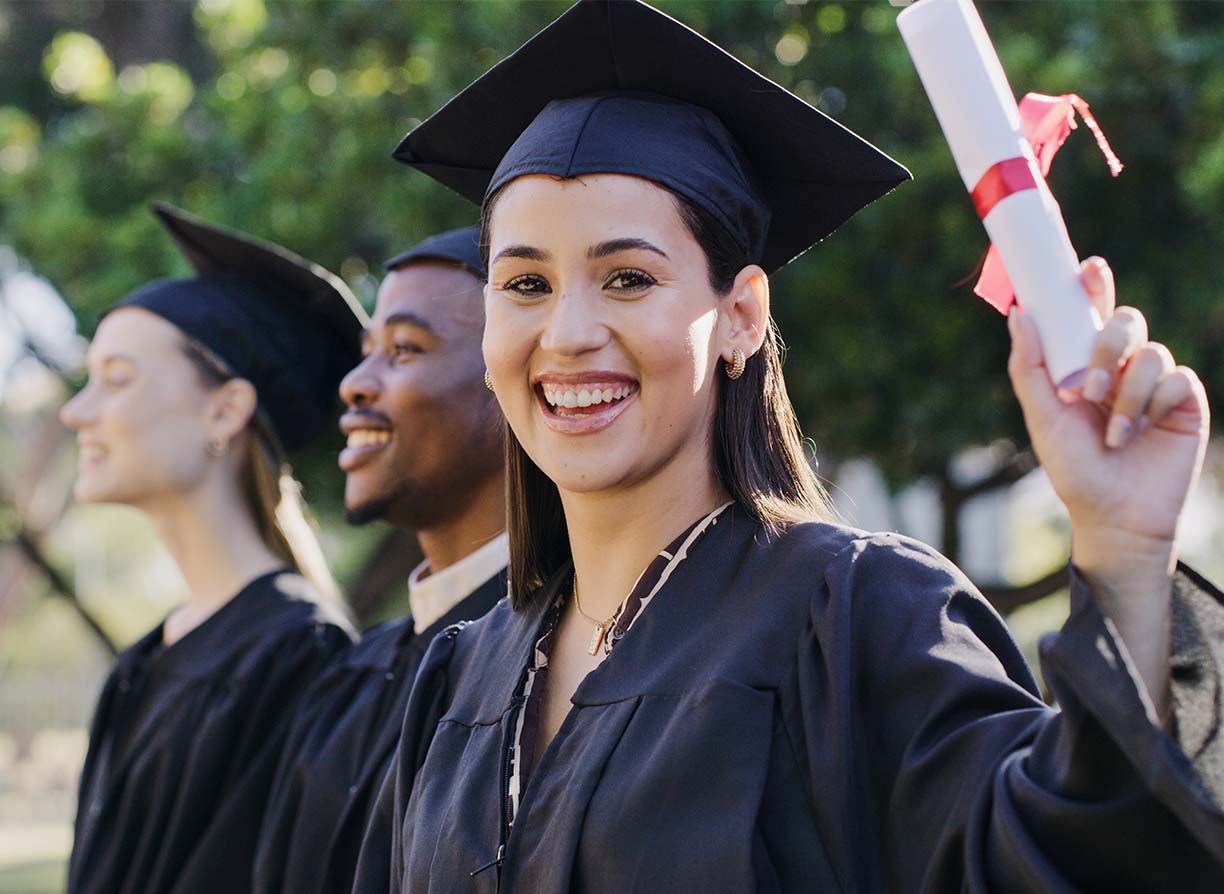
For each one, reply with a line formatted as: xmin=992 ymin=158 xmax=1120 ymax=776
xmin=111 ymin=204 xmax=369 ymax=452
xmin=383 ymin=226 xmax=485 ymax=279
xmin=392 ymin=0 xmax=910 ymax=273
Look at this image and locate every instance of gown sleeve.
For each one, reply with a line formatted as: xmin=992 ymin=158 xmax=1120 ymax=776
xmin=250 ymin=662 xmax=342 ymax=894
xmin=351 ymin=622 xmax=464 ymax=894
xmin=794 ymin=533 xmax=1224 ymax=892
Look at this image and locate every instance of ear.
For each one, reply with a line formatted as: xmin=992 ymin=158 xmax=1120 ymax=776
xmin=206 ymin=377 xmax=258 ymax=445
xmin=719 ymin=264 xmax=769 ymax=363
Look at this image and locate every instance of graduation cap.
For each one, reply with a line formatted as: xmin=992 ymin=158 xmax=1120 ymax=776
xmin=392 ymin=0 xmax=910 ymax=273
xmin=111 ymin=204 xmax=369 ymax=452
xmin=383 ymin=226 xmax=485 ymax=279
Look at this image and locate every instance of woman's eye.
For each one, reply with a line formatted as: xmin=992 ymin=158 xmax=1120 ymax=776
xmin=503 ymin=274 xmax=551 ymax=297
xmin=101 ymin=375 xmax=132 ymax=390
xmin=604 ymin=269 xmax=657 ymax=292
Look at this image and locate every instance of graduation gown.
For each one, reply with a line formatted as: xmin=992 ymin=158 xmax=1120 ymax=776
xmin=253 ymin=570 xmax=505 ymax=894
xmin=379 ymin=505 xmax=1224 ymax=892
xmin=68 ymin=570 xmax=352 ymax=894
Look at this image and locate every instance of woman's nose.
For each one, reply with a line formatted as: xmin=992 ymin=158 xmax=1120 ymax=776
xmin=538 ymin=291 xmax=609 ymax=358
xmin=59 ymin=387 xmax=94 ymax=431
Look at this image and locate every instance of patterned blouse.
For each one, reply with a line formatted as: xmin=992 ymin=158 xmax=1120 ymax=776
xmin=506 ymin=502 xmax=734 ymax=824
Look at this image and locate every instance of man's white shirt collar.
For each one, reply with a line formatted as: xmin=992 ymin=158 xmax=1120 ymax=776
xmin=407 ymin=531 xmax=509 ymax=634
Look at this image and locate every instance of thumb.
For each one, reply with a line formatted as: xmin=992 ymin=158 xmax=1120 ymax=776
xmin=1007 ymin=308 xmax=1063 ymax=425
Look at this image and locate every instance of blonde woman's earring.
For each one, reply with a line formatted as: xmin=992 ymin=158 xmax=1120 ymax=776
xmin=484 ymin=370 xmax=495 ymax=391
xmin=207 ymin=436 xmax=229 ymax=457
xmin=724 ymin=348 xmax=746 ymax=380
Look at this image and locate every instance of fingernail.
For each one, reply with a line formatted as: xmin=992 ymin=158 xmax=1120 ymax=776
xmin=1007 ymin=310 xmax=1018 ymax=336
xmin=1137 ymin=414 xmax=1151 ymax=435
xmin=1105 ymin=414 xmax=1133 ymax=449
xmin=1082 ymin=368 xmax=1110 ymax=402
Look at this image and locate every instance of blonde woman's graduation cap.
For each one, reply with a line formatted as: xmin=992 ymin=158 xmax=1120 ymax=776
xmin=111 ymin=204 xmax=369 ymax=451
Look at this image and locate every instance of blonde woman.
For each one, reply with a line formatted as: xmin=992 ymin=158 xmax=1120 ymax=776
xmin=61 ymin=205 xmax=361 ymax=894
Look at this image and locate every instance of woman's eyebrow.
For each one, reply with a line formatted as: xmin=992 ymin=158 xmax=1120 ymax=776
xmin=492 ymin=244 xmax=551 ymax=263
xmin=587 ymin=238 xmax=669 ymax=260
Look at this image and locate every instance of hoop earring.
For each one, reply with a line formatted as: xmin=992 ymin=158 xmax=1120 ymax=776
xmin=206 ymin=436 xmax=229 ymax=457
xmin=484 ymin=370 xmax=494 ymax=391
xmin=724 ymin=348 xmax=746 ymax=381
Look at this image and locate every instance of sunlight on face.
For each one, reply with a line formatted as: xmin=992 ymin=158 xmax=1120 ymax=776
xmin=483 ymin=173 xmax=725 ymax=496
xmin=59 ymin=308 xmax=219 ymax=506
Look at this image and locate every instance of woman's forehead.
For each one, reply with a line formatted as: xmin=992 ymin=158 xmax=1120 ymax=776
xmin=489 ymin=173 xmax=687 ymax=247
xmin=93 ymin=307 xmax=184 ymax=356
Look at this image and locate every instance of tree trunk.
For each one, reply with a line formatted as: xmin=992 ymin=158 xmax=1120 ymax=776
xmin=9 ymin=526 xmax=118 ymax=656
xmin=939 ymin=447 xmax=1066 ymax=615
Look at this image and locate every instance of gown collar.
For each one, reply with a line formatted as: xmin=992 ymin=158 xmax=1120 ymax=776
xmin=347 ymin=567 xmax=509 ymax=672
xmin=442 ymin=503 xmax=755 ymax=724
xmin=122 ymin=569 xmax=312 ymax=682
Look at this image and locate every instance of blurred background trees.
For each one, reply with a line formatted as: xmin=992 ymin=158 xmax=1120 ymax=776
xmin=1 ymin=2 xmax=1223 ymax=885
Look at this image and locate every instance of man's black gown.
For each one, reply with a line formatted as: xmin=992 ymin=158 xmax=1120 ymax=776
xmin=253 ymin=571 xmax=505 ymax=894
xmin=373 ymin=506 xmax=1224 ymax=892
xmin=68 ymin=570 xmax=352 ymax=894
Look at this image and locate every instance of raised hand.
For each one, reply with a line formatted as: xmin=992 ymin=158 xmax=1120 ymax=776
xmin=1008 ymin=257 xmax=1209 ymax=552
xmin=1007 ymin=256 xmax=1210 ymax=719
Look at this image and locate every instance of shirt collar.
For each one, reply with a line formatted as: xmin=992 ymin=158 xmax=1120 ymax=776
xmin=408 ymin=532 xmax=510 ymax=634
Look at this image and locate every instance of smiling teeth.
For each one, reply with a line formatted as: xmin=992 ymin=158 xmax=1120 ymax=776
xmin=347 ymin=430 xmax=392 ymax=448
xmin=543 ymin=385 xmax=633 ymax=407
xmin=80 ymin=445 xmax=105 ymax=460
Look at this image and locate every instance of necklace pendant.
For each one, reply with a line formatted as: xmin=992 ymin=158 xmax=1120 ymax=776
xmin=587 ymin=621 xmax=608 ymax=656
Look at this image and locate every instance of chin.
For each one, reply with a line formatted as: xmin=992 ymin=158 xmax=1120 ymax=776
xmin=343 ymin=496 xmax=389 ymax=527
xmin=536 ymin=453 xmax=639 ymax=496
xmin=73 ymin=475 xmax=120 ymax=505
xmin=343 ymin=481 xmax=408 ymax=527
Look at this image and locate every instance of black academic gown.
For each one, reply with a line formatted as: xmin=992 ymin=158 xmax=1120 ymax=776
xmin=253 ymin=570 xmax=506 ymax=894
xmin=378 ymin=506 xmax=1224 ymax=892
xmin=68 ymin=570 xmax=352 ymax=894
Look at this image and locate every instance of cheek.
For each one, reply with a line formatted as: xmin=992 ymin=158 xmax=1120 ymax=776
xmin=483 ymin=304 xmax=538 ymax=409
xmin=104 ymin=387 xmax=211 ymax=478
xmin=685 ymin=310 xmax=718 ymax=392
xmin=483 ymin=302 xmax=535 ymax=366
xmin=387 ymin=362 xmax=485 ymax=449
xmin=632 ymin=306 xmax=719 ymax=410
xmin=390 ymin=380 xmax=449 ymax=441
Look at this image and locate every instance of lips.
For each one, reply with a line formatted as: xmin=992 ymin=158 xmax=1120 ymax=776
xmin=77 ymin=442 xmax=107 ymax=470
xmin=533 ymin=371 xmax=638 ymax=435
xmin=339 ymin=413 xmax=394 ymax=472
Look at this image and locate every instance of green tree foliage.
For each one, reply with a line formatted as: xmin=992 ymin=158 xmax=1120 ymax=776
xmin=2 ymin=0 xmax=1223 ymax=497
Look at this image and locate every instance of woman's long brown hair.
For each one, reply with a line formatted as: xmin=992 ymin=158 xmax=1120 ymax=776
xmin=180 ymin=336 xmax=343 ymax=607
xmin=483 ymin=188 xmax=835 ymax=609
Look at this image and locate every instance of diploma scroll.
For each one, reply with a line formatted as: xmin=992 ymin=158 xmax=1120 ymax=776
xmin=897 ymin=0 xmax=1101 ymax=389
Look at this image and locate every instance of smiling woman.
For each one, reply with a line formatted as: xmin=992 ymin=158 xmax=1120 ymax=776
xmin=482 ymin=174 xmax=832 ymax=601
xmin=57 ymin=205 xmax=361 ymax=894
xmin=358 ymin=1 xmax=1224 ymax=891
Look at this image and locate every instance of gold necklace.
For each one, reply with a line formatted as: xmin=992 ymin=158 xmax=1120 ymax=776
xmin=573 ymin=577 xmax=617 ymax=656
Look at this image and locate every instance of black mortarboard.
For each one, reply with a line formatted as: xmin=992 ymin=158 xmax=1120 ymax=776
xmin=392 ymin=0 xmax=910 ymax=273
xmin=382 ymin=226 xmax=485 ymax=279
xmin=111 ymin=204 xmax=369 ymax=452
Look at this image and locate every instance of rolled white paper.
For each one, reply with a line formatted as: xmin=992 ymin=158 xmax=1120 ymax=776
xmin=897 ymin=0 xmax=1101 ymax=388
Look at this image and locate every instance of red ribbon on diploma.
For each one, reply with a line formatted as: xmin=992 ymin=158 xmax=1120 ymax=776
xmin=972 ymin=93 xmax=1123 ymax=314
xmin=971 ymin=157 xmax=1038 ymax=220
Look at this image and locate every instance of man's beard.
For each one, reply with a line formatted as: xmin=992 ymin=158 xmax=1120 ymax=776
xmin=344 ymin=484 xmax=407 ymax=526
